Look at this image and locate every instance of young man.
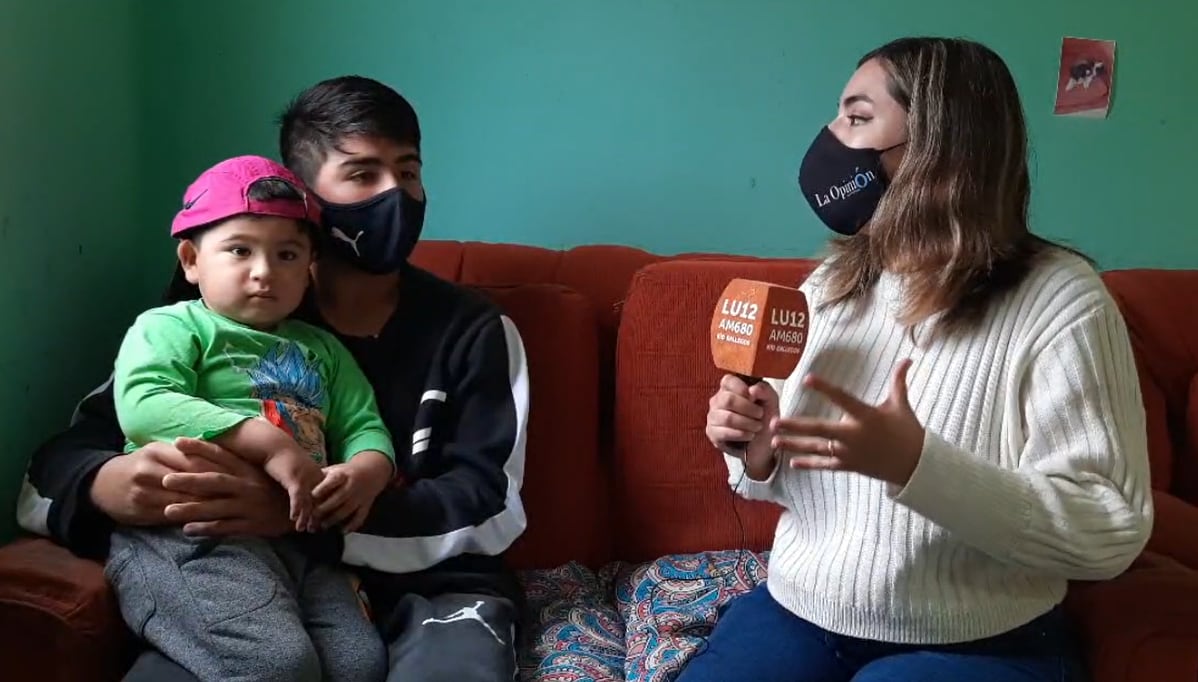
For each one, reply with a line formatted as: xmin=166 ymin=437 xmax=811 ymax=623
xmin=18 ymin=76 xmax=530 ymax=682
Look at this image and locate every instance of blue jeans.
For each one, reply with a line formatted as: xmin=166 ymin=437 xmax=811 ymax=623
xmin=676 ymin=584 xmax=1088 ymax=682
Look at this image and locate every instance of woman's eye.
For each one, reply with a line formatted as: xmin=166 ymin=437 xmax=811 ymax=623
xmin=848 ymin=115 xmax=870 ymax=126
xmin=230 ymin=247 xmax=250 ymax=257
xmin=279 ymin=251 xmax=298 ymax=261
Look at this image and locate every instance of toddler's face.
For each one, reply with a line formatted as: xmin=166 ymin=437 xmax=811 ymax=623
xmin=179 ymin=216 xmax=313 ymax=328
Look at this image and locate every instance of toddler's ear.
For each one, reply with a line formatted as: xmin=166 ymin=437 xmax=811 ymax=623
xmin=177 ymin=240 xmax=201 ymax=284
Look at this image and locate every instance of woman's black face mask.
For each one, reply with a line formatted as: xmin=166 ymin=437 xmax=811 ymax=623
xmin=797 ymin=126 xmax=905 ymax=236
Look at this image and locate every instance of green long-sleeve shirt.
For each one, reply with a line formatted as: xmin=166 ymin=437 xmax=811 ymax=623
xmin=113 ymin=300 xmax=394 ymax=467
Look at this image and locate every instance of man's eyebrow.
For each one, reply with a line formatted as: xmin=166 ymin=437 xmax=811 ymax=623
xmin=339 ymin=156 xmax=383 ymax=168
xmin=338 ymin=152 xmax=422 ymax=168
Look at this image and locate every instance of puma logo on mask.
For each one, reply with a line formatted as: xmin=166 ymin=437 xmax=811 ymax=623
xmin=330 ymin=226 xmax=364 ymax=256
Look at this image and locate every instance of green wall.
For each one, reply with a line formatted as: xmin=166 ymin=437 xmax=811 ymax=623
xmin=2 ymin=0 xmax=1196 ymax=541
xmin=0 ymin=2 xmax=145 ymax=543
xmin=137 ymin=0 xmax=1198 ymax=272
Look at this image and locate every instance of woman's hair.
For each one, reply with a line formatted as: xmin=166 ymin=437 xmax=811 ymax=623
xmin=820 ymin=37 xmax=1085 ymax=339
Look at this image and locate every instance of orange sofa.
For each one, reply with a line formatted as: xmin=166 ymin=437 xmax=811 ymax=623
xmin=1 ymin=240 xmax=1196 ymax=681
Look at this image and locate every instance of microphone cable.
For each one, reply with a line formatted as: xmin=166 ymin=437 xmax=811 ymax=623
xmin=646 ymin=448 xmax=771 ymax=673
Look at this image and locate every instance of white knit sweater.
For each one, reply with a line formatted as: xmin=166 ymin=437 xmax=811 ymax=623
xmin=725 ymin=249 xmax=1153 ymax=644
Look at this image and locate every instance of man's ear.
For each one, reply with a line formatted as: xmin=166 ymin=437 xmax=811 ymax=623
xmin=177 ymin=240 xmax=201 ymax=284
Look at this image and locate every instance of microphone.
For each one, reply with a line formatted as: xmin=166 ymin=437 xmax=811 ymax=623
xmin=710 ymin=278 xmax=810 ymax=450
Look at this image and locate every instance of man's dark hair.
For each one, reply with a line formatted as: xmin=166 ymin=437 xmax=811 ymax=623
xmin=277 ymin=75 xmax=422 ymax=183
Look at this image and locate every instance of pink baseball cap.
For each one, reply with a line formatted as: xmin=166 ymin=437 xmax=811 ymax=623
xmin=170 ymin=155 xmax=322 ymax=237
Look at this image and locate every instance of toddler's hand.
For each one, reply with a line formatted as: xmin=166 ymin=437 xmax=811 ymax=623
xmin=313 ymin=451 xmax=392 ymax=533
xmin=261 ymin=448 xmax=323 ymax=532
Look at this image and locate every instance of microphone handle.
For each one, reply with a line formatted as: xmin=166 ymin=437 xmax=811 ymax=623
xmin=726 ymin=373 xmax=764 ymax=453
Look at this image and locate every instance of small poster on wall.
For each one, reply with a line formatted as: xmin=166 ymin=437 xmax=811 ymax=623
xmin=1053 ymin=36 xmax=1116 ymax=118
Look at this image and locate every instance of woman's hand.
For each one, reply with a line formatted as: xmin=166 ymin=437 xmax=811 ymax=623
xmin=706 ymin=374 xmax=781 ymax=480
xmin=159 ymin=438 xmax=291 ymax=537
xmin=771 ymin=359 xmax=924 ymax=487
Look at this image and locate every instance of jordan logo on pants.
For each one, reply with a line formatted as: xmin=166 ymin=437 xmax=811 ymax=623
xmin=421 ymin=600 xmax=504 ymax=645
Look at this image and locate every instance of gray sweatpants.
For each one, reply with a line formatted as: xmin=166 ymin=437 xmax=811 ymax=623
xmin=105 ymin=526 xmax=386 ymax=682
xmin=121 ymin=589 xmax=522 ymax=682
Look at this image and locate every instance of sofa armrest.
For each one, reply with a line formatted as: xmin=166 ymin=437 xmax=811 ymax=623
xmin=1145 ymin=490 xmax=1198 ymax=569
xmin=0 ymin=536 xmax=130 ymax=682
xmin=1065 ymin=552 xmax=1198 ymax=682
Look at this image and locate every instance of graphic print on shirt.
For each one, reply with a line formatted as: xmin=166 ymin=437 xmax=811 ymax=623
xmin=238 ymin=340 xmax=328 ymax=465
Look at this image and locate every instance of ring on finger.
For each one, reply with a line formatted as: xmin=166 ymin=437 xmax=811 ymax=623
xmin=826 ymin=438 xmax=836 ymax=457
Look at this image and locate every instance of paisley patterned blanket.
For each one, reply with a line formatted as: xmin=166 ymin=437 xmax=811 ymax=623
xmin=517 ymin=551 xmax=770 ymax=682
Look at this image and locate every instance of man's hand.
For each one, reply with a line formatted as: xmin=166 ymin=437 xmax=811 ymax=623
xmin=159 ymin=438 xmax=292 ymax=538
xmin=90 ymin=440 xmax=222 ymax=526
xmin=313 ymin=451 xmax=393 ymax=533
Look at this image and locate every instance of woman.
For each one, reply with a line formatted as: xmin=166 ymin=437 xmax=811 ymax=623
xmin=693 ymin=37 xmax=1152 ymax=682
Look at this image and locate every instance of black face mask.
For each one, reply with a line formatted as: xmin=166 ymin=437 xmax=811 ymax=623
xmin=317 ymin=188 xmax=427 ymax=274
xmin=797 ymin=126 xmax=903 ymax=236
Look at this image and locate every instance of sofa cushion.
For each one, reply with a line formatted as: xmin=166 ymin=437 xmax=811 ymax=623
xmin=413 ymin=240 xmax=662 ymax=332
xmin=0 ymin=537 xmax=131 ymax=682
xmin=517 ymin=562 xmax=626 ymax=682
xmin=613 ymin=550 xmax=769 ymax=682
xmin=612 ymin=258 xmax=818 ymax=561
xmin=409 ymin=240 xmax=466 ymax=280
xmin=459 ymin=242 xmax=567 ymax=285
xmin=477 ymin=284 xmax=609 ymax=569
xmin=1103 ymin=269 xmax=1198 ymax=500
xmin=1186 ymin=374 xmax=1198 ymax=500
xmin=413 ymin=240 xmax=671 ymax=463
xmin=412 ymin=241 xmax=821 ymax=473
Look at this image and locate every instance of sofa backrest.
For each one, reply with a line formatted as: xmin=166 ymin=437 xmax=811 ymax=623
xmin=410 ymin=241 xmax=815 ymax=566
xmin=611 ymin=258 xmax=818 ymax=561
xmin=473 ymin=283 xmax=609 ymax=570
xmin=412 ymin=241 xmax=664 ymax=454
xmin=412 ymin=241 xmax=1195 ymax=568
xmin=1101 ymin=270 xmax=1198 ymax=504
